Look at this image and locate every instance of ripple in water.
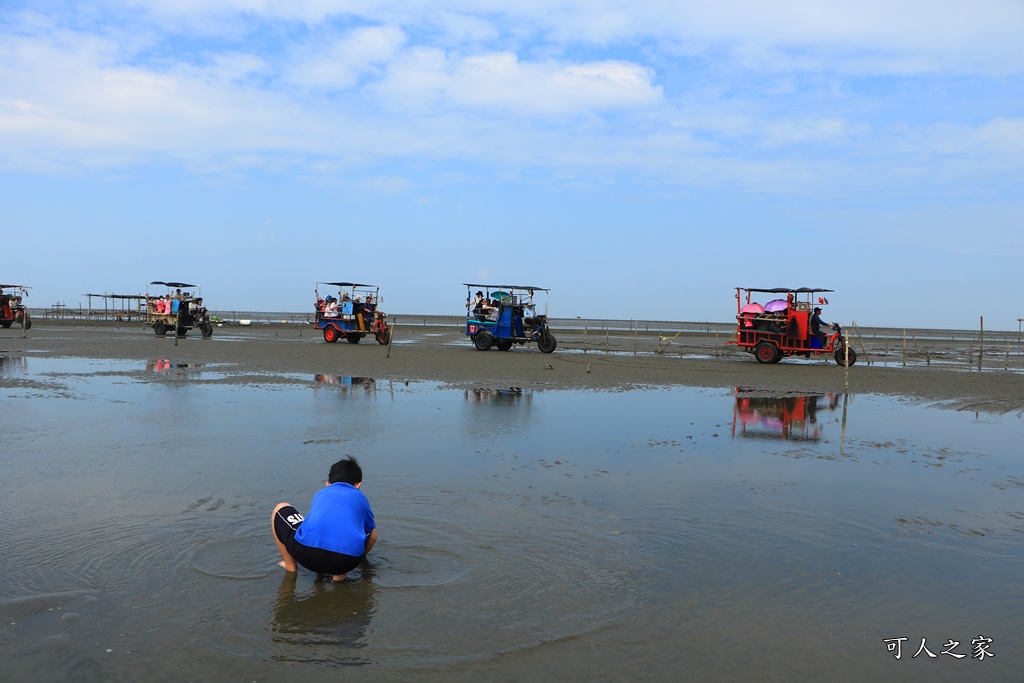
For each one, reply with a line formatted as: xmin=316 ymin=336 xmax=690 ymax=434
xmin=191 ymin=536 xmax=279 ymax=580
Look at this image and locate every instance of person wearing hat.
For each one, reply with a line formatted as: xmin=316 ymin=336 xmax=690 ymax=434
xmin=468 ymin=290 xmax=484 ymax=316
xmin=324 ymin=295 xmax=340 ymax=318
xmin=810 ymin=307 xmax=831 ymax=346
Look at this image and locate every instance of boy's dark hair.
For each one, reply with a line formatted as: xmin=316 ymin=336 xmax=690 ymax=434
xmin=328 ymin=456 xmax=363 ymax=485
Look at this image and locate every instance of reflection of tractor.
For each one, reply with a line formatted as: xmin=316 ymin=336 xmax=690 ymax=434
xmin=464 ymin=284 xmax=556 ymax=352
xmin=0 ymin=284 xmax=31 ymax=329
xmin=145 ymin=281 xmax=213 ymax=338
xmin=730 ymin=287 xmax=856 ymax=366
xmin=313 ymin=282 xmax=391 ymax=345
xmin=731 ymin=389 xmax=840 ymax=441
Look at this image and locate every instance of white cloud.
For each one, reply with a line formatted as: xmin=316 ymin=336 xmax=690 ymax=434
xmin=281 ymin=25 xmax=405 ymax=91
xmin=1 ymin=0 xmax=1021 ymax=193
xmin=374 ymin=51 xmax=661 ymax=115
xmin=106 ymin=0 xmax=1024 ymax=75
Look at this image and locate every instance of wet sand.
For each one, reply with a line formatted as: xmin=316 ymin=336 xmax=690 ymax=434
xmin=4 ymin=320 xmax=1024 ymax=413
xmin=4 ymin=321 xmax=1023 ymax=682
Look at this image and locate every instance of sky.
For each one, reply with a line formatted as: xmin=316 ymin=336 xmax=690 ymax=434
xmin=2 ymin=0 xmax=1022 ymax=330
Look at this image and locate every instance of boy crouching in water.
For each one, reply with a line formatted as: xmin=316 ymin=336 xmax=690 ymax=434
xmin=272 ymin=456 xmax=377 ymax=582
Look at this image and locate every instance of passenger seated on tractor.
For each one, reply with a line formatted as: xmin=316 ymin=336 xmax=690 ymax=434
xmin=486 ymin=299 xmax=500 ymax=322
xmin=323 ymin=296 xmax=340 ymax=318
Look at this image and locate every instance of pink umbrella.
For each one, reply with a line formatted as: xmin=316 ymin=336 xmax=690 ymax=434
xmin=740 ymin=302 xmax=765 ymax=314
xmin=764 ymin=299 xmax=788 ymax=313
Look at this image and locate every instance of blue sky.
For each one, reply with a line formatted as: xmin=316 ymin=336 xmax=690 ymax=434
xmin=2 ymin=0 xmax=1022 ymax=329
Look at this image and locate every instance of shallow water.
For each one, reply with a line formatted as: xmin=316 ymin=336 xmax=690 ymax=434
xmin=1 ymin=356 xmax=1022 ymax=681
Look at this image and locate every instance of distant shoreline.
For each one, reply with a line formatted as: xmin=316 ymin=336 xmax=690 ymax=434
xmin=24 ymin=307 xmax=1024 ymax=338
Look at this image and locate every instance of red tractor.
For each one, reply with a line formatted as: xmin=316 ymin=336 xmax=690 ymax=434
xmin=0 ymin=284 xmax=31 ymax=329
xmin=730 ymin=287 xmax=856 ymax=366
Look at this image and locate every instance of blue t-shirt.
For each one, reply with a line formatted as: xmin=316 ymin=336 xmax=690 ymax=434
xmin=294 ymin=482 xmax=376 ymax=556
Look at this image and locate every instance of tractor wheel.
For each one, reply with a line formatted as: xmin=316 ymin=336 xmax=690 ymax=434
xmin=495 ymin=339 xmax=513 ymax=351
xmin=23 ymin=317 xmax=32 ymax=330
xmin=754 ymin=342 xmax=780 ymax=364
xmin=376 ymin=328 xmax=391 ymax=345
xmin=323 ymin=327 xmax=339 ymax=343
xmin=474 ymin=331 xmax=493 ymax=351
xmin=346 ymin=333 xmax=363 ymax=344
xmin=537 ymin=333 xmax=557 ymax=354
xmin=0 ymin=321 xmax=11 ymax=328
xmin=200 ymin=322 xmax=213 ymax=338
xmin=153 ymin=320 xmax=167 ymax=336
xmin=835 ymin=346 xmax=857 ymax=367
xmin=176 ymin=326 xmax=187 ymax=337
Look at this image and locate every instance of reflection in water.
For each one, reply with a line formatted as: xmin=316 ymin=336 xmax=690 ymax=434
xmin=731 ymin=388 xmax=841 ymax=441
xmin=0 ymin=354 xmax=28 ymax=375
xmin=146 ymin=359 xmax=205 ymax=378
xmin=463 ymin=386 xmax=528 ymax=403
xmin=271 ymin=568 xmax=377 ymax=665
xmin=314 ymin=375 xmax=376 ymax=395
xmin=462 ymin=387 xmax=533 ymax=436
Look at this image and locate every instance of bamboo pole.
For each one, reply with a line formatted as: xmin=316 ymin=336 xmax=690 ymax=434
xmin=656 ymin=330 xmax=684 ymax=354
xmin=902 ymin=329 xmax=906 ymax=366
xmin=386 ymin=317 xmax=397 ymax=358
xmin=978 ymin=316 xmax=984 ymax=371
xmin=851 ymin=321 xmax=869 ymax=365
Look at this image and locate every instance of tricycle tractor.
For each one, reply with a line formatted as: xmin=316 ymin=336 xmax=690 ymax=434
xmin=146 ymin=281 xmax=212 ymax=337
xmin=730 ymin=287 xmax=856 ymax=366
xmin=313 ymin=282 xmax=391 ymax=345
xmin=0 ymin=284 xmax=31 ymax=329
xmin=464 ymin=284 xmax=556 ymax=353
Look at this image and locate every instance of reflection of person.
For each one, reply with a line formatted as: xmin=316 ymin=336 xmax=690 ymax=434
xmin=272 ymin=565 xmax=376 ymax=659
xmin=810 ymin=307 xmax=831 ymax=344
xmin=272 ymin=457 xmax=378 ymax=583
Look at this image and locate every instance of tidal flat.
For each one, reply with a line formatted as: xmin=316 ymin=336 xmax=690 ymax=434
xmin=2 ymin=326 xmax=1023 ymax=682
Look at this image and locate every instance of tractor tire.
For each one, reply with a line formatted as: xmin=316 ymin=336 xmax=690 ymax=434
xmin=835 ymin=346 xmax=857 ymax=367
xmin=23 ymin=317 xmax=31 ymax=330
xmin=323 ymin=327 xmax=339 ymax=343
xmin=495 ymin=339 xmax=513 ymax=351
xmin=754 ymin=341 xmax=780 ymax=364
xmin=376 ymin=329 xmax=391 ymax=345
xmin=200 ymin=322 xmax=213 ymax=338
xmin=346 ymin=333 xmax=363 ymax=344
xmin=153 ymin=320 xmax=167 ymax=336
xmin=537 ymin=333 xmax=557 ymax=354
xmin=474 ymin=331 xmax=493 ymax=351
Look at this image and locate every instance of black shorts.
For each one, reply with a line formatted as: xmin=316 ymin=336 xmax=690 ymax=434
xmin=274 ymin=505 xmax=364 ymax=575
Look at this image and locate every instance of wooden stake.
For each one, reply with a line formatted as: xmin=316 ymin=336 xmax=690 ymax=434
xmin=979 ymin=316 xmax=984 ymax=371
